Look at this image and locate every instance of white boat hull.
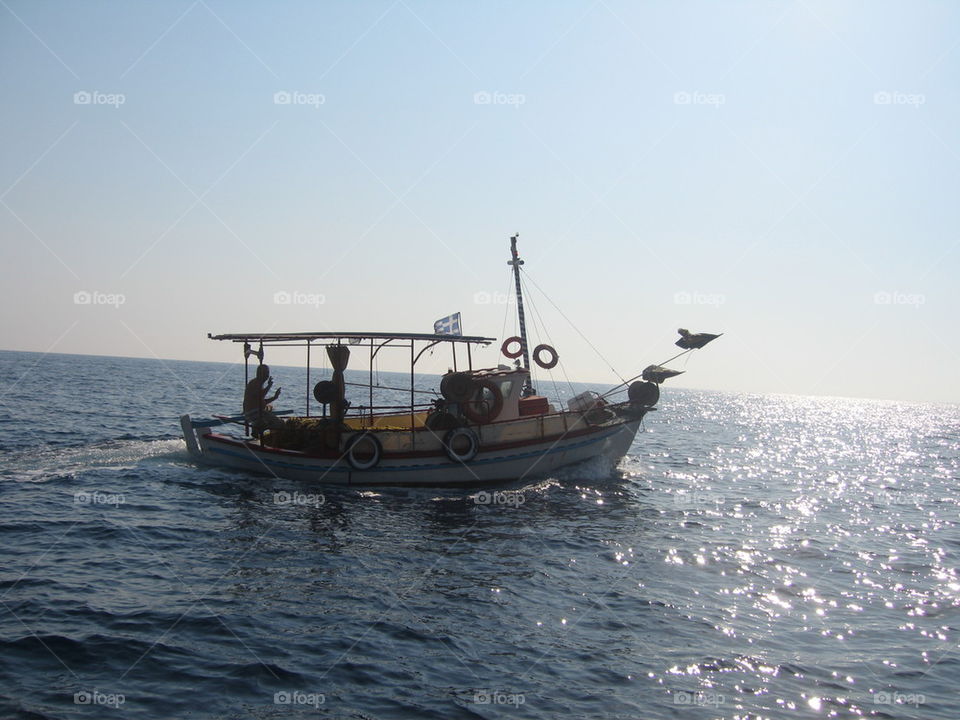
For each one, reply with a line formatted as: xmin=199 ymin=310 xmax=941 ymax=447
xmin=180 ymin=414 xmax=642 ymax=486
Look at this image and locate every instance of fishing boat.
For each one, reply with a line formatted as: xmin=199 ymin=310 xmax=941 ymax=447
xmin=180 ymin=236 xmax=718 ymax=485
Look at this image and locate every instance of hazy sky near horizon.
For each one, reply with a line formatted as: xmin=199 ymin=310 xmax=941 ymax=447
xmin=1 ymin=1 xmax=958 ymax=403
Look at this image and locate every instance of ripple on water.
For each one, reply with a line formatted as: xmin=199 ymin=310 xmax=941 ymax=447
xmin=1 ymin=353 xmax=959 ymax=718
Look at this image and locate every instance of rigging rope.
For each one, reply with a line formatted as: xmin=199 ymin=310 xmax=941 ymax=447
xmin=598 ymin=347 xmax=696 ymax=400
xmin=521 ymin=269 xmax=627 ymax=384
xmin=521 ymin=273 xmax=577 ymax=403
xmin=344 ymin=381 xmax=438 ymax=397
xmin=518 ymin=275 xmax=547 ymax=398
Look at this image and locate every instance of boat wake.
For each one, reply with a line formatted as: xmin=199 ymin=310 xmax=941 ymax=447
xmin=548 ymin=453 xmax=625 ymax=483
xmin=2 ymin=438 xmax=188 ymax=483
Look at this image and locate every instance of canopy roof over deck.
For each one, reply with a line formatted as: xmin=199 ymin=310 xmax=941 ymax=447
xmin=210 ymin=332 xmax=498 ymax=419
xmin=208 ymin=331 xmax=495 ymax=345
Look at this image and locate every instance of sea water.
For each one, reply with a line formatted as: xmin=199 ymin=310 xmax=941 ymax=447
xmin=1 ymin=350 xmax=958 ymax=719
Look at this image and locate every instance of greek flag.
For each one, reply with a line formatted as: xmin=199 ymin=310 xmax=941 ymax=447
xmin=433 ymin=312 xmax=462 ymax=336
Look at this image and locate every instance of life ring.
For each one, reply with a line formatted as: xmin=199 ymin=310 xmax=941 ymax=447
xmin=344 ymin=431 xmax=382 ymax=470
xmin=462 ymin=379 xmax=503 ymax=425
xmin=443 ymin=427 xmax=479 ymax=463
xmin=440 ymin=372 xmax=476 ymax=403
xmin=501 ymin=336 xmax=524 ymax=359
xmin=533 ymin=344 xmax=559 ymax=369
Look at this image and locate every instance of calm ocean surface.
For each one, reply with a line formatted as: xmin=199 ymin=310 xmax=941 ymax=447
xmin=1 ymin=349 xmax=958 ymax=719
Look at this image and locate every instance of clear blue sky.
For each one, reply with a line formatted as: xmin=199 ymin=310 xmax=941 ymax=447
xmin=1 ymin=1 xmax=957 ymax=403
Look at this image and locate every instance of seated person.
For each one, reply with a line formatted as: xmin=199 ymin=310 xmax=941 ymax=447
xmin=243 ymin=364 xmax=283 ymax=436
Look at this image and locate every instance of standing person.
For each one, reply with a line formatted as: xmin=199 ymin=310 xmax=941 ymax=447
xmin=243 ymin=364 xmax=282 ymax=436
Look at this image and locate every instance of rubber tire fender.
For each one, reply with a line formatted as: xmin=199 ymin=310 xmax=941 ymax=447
xmin=628 ymin=381 xmax=660 ymax=407
xmin=313 ymin=380 xmax=338 ymax=404
xmin=440 ymin=372 xmax=476 ymax=403
xmin=443 ymin=426 xmax=479 ymax=463
xmin=344 ymin=431 xmax=382 ymax=470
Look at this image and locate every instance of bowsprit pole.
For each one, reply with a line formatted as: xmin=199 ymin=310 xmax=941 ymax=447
xmin=509 ymin=234 xmax=535 ymax=397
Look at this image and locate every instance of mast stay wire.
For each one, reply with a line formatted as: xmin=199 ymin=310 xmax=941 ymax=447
xmin=598 ymin=346 xmax=696 ymax=400
xmin=520 ymin=273 xmax=577 ymax=402
xmin=521 ymin=268 xmax=628 ymax=385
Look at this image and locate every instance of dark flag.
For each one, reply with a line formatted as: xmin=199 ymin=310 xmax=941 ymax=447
xmin=642 ymin=365 xmax=684 ymax=384
xmin=676 ymin=328 xmax=722 ymax=350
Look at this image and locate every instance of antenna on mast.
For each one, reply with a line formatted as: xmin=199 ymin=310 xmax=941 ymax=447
xmin=508 ymin=233 xmax=535 ymax=397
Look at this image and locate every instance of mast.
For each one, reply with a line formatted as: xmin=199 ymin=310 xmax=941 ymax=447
xmin=508 ymin=234 xmax=535 ymax=397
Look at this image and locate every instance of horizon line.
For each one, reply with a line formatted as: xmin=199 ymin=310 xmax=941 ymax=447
xmin=0 ymin=346 xmax=955 ymax=408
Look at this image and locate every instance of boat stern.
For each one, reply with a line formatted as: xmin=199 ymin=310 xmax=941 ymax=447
xmin=180 ymin=414 xmax=207 ymax=458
